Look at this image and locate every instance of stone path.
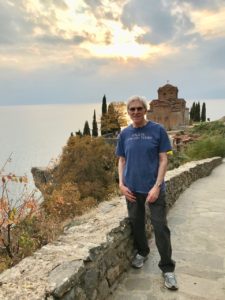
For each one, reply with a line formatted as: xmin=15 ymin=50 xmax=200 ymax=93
xmin=108 ymin=161 xmax=225 ymax=300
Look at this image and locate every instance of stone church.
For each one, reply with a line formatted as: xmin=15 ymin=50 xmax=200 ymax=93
xmin=146 ymin=83 xmax=189 ymax=130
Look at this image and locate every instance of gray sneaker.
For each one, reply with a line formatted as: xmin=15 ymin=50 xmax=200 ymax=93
xmin=163 ymin=272 xmax=178 ymax=290
xmin=131 ymin=253 xmax=148 ymax=268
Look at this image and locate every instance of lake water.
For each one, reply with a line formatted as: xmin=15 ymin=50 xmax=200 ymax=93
xmin=0 ymin=103 xmax=102 ymax=187
xmin=0 ymin=99 xmax=225 ymax=190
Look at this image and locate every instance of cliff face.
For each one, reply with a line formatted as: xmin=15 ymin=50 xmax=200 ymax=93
xmin=31 ymin=166 xmax=55 ymax=193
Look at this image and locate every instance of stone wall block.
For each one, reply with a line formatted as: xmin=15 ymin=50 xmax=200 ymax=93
xmin=118 ymin=258 xmax=130 ymax=274
xmin=104 ymin=249 xmax=120 ymax=269
xmin=48 ymin=260 xmax=85 ymax=298
xmin=97 ymin=279 xmax=110 ymax=299
xmin=84 ymin=269 xmax=99 ymax=299
xmin=89 ymin=246 xmax=102 ymax=261
xmin=61 ymin=287 xmax=76 ymax=300
xmin=115 ymin=242 xmax=130 ymax=260
xmin=125 ymin=239 xmax=136 ymax=259
xmin=73 ymin=287 xmax=87 ymax=300
xmin=106 ymin=265 xmax=121 ymax=286
xmin=97 ymin=259 xmax=107 ymax=279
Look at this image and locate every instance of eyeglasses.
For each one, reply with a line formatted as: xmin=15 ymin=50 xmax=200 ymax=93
xmin=129 ymin=106 xmax=144 ymax=112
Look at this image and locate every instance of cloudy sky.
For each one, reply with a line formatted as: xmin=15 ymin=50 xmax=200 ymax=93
xmin=0 ymin=0 xmax=225 ymax=105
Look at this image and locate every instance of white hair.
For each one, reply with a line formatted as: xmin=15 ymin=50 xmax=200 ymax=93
xmin=127 ymin=95 xmax=148 ymax=111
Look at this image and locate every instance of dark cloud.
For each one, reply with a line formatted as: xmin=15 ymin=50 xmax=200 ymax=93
xmin=121 ymin=0 xmax=195 ymax=44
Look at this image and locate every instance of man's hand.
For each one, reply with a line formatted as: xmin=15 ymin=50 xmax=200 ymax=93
xmin=146 ymin=185 xmax=160 ymax=203
xmin=119 ymin=184 xmax=136 ymax=202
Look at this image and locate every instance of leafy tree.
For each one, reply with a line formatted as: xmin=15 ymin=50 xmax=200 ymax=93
xmin=107 ymin=103 xmax=121 ymax=134
xmin=51 ymin=136 xmax=117 ymax=204
xmin=92 ymin=109 xmax=98 ymax=137
xmin=0 ymin=177 xmax=38 ymax=259
xmin=83 ymin=121 xmax=91 ymax=136
xmin=0 ymin=154 xmax=40 ymax=261
xmin=101 ymin=102 xmax=123 ymax=135
xmin=101 ymin=113 xmax=109 ymax=135
xmin=201 ymin=102 xmax=206 ymax=122
xmin=113 ymin=102 xmax=128 ymax=128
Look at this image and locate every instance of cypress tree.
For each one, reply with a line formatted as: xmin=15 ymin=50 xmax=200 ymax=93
xmin=194 ymin=102 xmax=197 ymax=121
xmin=190 ymin=102 xmax=197 ymax=121
xmin=75 ymin=130 xmax=82 ymax=136
xmin=196 ymin=101 xmax=201 ymax=122
xmin=101 ymin=95 xmax=108 ymax=135
xmin=83 ymin=121 xmax=91 ymax=136
xmin=190 ymin=102 xmax=195 ymax=121
xmin=102 ymin=94 xmax=107 ymax=115
xmin=92 ymin=109 xmax=98 ymax=137
xmin=201 ymin=102 xmax=206 ymax=122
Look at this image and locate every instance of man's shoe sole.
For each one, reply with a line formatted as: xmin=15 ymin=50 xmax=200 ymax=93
xmin=164 ymin=283 xmax=178 ymax=290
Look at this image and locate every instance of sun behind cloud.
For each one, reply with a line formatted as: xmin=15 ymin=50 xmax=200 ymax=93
xmin=45 ymin=0 xmax=159 ymax=60
xmin=82 ymin=22 xmax=152 ymax=59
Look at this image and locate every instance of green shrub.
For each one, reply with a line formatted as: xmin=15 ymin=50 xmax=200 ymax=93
xmin=184 ymin=135 xmax=225 ymax=160
xmin=189 ymin=121 xmax=225 ymax=137
xmin=167 ymin=151 xmax=189 ymax=170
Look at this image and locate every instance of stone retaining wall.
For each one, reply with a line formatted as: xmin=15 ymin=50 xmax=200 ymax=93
xmin=0 ymin=157 xmax=222 ymax=300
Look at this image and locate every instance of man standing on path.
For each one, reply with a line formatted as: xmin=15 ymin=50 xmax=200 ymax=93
xmin=116 ymin=95 xmax=178 ymax=290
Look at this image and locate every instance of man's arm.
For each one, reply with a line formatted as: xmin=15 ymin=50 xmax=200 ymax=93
xmin=118 ymin=156 xmax=126 ymax=187
xmin=118 ymin=156 xmax=136 ymax=202
xmin=146 ymin=152 xmax=168 ymax=203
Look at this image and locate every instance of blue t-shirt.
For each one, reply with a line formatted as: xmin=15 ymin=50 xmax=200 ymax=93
xmin=116 ymin=121 xmax=172 ymax=194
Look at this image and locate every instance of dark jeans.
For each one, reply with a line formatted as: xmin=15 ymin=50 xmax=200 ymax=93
xmin=126 ymin=191 xmax=175 ymax=273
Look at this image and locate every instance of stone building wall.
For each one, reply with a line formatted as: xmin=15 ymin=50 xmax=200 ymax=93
xmin=147 ymin=83 xmax=189 ymax=130
xmin=0 ymin=157 xmax=222 ymax=300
